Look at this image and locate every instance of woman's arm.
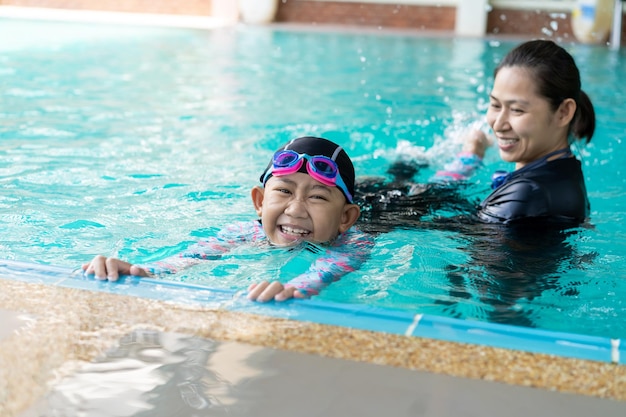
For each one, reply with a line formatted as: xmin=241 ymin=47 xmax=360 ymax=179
xmin=432 ymin=129 xmax=491 ymax=182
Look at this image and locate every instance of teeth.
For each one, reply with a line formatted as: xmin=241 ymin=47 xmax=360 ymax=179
xmin=281 ymin=225 xmax=309 ymax=235
xmin=498 ymin=138 xmax=518 ymax=146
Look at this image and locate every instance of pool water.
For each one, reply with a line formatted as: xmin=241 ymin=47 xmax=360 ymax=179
xmin=1 ymin=19 xmax=625 ymax=340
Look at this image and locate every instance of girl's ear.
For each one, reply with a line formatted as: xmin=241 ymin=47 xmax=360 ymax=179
xmin=338 ymin=204 xmax=361 ymax=234
xmin=251 ymin=186 xmax=265 ymax=217
xmin=557 ymin=98 xmax=576 ymax=127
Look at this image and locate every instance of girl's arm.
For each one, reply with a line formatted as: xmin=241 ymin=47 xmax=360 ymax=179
xmin=283 ymin=228 xmax=375 ymax=297
xmin=138 ymin=221 xmax=264 ymax=275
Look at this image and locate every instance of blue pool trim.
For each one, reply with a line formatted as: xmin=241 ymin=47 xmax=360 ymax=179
xmin=1 ymin=259 xmax=623 ymax=365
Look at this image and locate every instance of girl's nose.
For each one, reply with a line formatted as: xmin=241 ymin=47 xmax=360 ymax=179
xmin=284 ymin=197 xmax=308 ymax=218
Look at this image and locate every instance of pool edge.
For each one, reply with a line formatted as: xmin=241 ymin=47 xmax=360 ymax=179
xmin=1 ymin=259 xmax=623 ymax=366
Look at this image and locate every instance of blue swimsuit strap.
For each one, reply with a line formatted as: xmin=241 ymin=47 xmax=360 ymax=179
xmin=491 ymin=147 xmax=573 ymax=190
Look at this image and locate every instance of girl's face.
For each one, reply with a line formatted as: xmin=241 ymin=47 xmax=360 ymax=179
xmin=486 ymin=66 xmax=575 ymax=169
xmin=251 ymin=173 xmax=359 ymax=246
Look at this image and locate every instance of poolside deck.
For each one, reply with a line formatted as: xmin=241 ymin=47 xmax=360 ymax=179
xmin=1 ymin=279 xmax=625 ymax=416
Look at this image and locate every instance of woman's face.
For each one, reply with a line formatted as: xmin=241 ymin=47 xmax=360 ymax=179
xmin=486 ymin=66 xmax=573 ymax=169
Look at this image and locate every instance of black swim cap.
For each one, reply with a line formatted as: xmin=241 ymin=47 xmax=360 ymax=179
xmin=260 ymin=136 xmax=356 ymax=203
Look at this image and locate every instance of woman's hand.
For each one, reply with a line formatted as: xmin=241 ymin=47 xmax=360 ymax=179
xmin=462 ymin=129 xmax=492 ymax=159
xmin=247 ymin=281 xmax=306 ymax=302
xmin=81 ymin=255 xmax=149 ymax=281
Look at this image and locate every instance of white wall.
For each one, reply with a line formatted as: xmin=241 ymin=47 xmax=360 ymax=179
xmin=306 ymin=0 xmax=577 ymax=12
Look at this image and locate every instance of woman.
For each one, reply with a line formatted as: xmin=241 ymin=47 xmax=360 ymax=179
xmin=465 ymin=39 xmax=594 ymax=225
xmin=354 ymin=40 xmax=597 ymax=327
xmin=356 ymin=39 xmax=595 ymax=228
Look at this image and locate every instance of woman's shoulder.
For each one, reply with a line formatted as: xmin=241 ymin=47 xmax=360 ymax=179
xmin=485 ymin=177 xmax=544 ymax=205
xmin=480 ymin=158 xmax=589 ymax=223
xmin=504 ymin=157 xmax=584 ymax=189
xmin=528 ymin=156 xmax=583 ymax=178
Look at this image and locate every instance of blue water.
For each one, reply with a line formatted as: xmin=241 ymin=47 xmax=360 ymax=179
xmin=1 ymin=19 xmax=625 ymax=340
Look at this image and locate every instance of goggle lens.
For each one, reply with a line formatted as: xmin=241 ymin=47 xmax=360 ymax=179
xmin=310 ymin=157 xmax=337 ymax=177
xmin=274 ymin=151 xmax=300 ymax=167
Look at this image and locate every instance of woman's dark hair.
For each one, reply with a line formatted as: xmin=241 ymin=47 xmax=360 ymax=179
xmin=495 ymin=40 xmax=595 ymax=143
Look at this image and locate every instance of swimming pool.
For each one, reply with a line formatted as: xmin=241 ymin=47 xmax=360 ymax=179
xmin=1 ymin=18 xmax=625 ymax=357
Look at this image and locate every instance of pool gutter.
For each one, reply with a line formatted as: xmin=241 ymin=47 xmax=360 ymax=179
xmin=1 ymin=258 xmax=623 ymax=366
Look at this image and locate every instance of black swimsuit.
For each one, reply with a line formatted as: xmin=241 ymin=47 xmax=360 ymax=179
xmin=477 ymin=157 xmax=590 ymax=225
xmin=355 ymin=153 xmax=590 ymax=232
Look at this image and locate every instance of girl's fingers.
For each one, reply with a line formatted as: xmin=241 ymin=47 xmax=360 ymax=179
xmin=247 ymin=280 xmax=270 ymax=300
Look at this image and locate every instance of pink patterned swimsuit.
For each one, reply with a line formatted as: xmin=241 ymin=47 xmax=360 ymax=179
xmin=138 ymin=220 xmax=374 ymax=297
xmin=432 ymin=152 xmax=483 ymax=182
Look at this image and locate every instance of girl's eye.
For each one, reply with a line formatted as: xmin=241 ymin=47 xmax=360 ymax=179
xmin=310 ymin=194 xmax=329 ymax=201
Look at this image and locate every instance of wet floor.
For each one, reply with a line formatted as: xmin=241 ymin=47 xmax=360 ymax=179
xmin=0 ymin=308 xmax=30 ymax=341
xmin=17 ymin=329 xmax=626 ymax=417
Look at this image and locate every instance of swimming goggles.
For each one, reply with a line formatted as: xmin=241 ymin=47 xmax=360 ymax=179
xmin=262 ymin=150 xmax=354 ymax=203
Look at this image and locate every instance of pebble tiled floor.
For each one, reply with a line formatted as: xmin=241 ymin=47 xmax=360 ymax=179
xmin=1 ymin=279 xmax=625 ymax=417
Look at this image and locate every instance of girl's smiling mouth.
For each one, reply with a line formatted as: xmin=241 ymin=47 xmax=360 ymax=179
xmin=280 ymin=224 xmax=311 ymax=238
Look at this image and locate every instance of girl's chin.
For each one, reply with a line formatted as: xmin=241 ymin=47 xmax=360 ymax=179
xmin=272 ymin=236 xmax=305 ymax=247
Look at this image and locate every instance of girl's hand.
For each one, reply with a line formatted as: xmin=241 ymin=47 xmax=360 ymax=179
xmin=81 ymin=255 xmax=149 ymax=281
xmin=247 ymin=281 xmax=305 ymax=302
